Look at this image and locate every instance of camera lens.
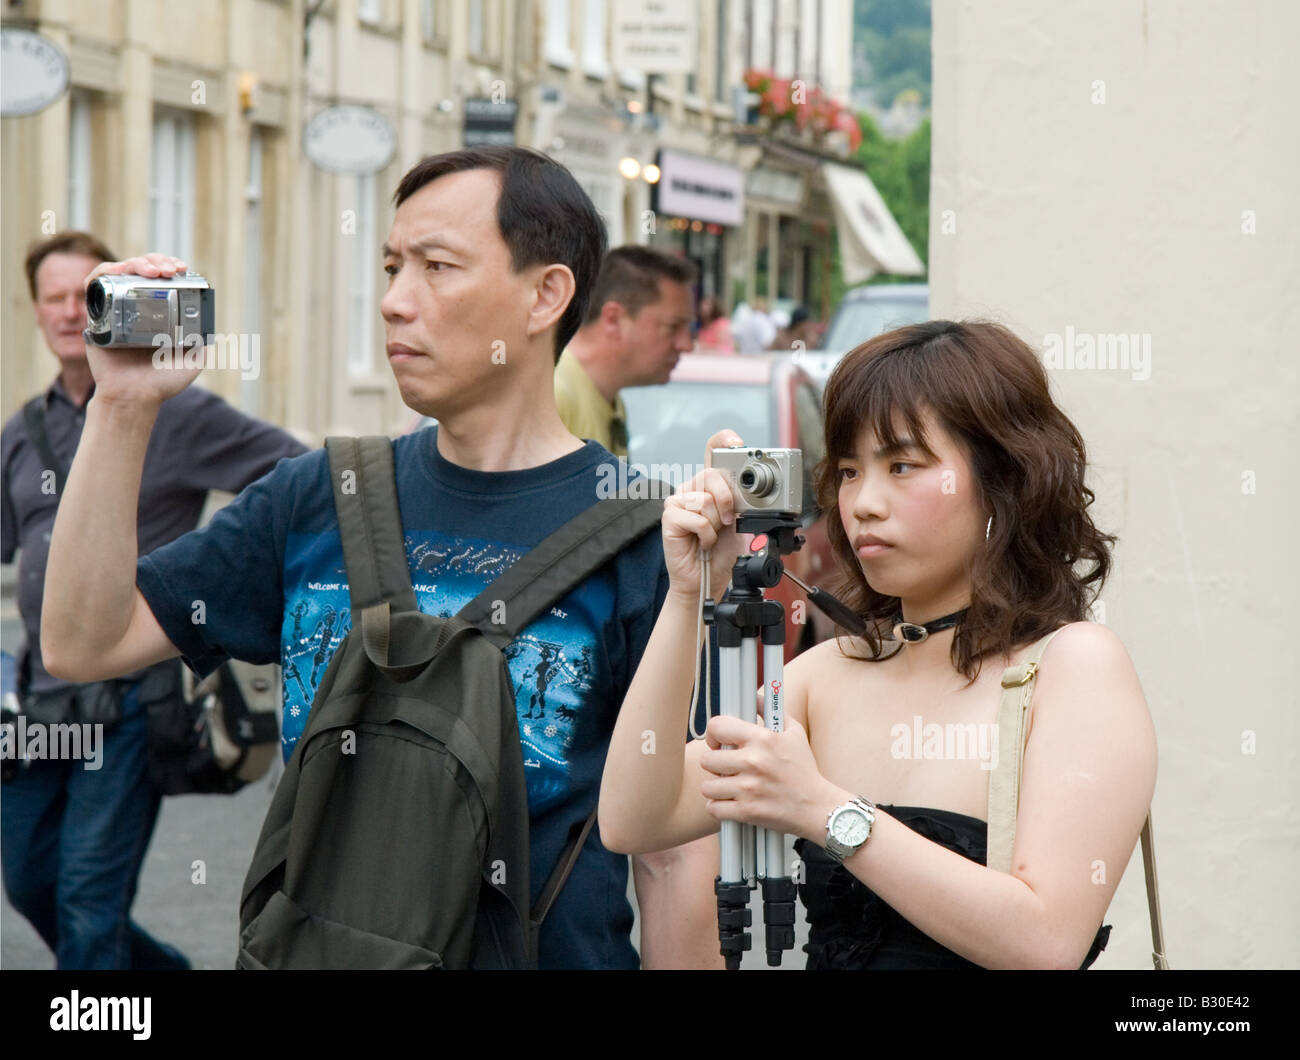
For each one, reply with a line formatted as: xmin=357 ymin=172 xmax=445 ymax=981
xmin=85 ymin=279 xmax=109 ymax=323
xmin=740 ymin=460 xmax=777 ymax=498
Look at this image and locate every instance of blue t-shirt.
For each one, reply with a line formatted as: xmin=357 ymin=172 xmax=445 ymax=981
xmin=136 ymin=426 xmax=671 ymax=970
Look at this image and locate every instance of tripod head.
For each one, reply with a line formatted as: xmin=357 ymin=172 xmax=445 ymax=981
xmin=705 ymin=511 xmax=803 ymax=623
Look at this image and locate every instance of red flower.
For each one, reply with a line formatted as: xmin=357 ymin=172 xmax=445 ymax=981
xmin=768 ymin=79 xmax=793 ymax=117
xmin=832 ymin=108 xmax=862 ymax=152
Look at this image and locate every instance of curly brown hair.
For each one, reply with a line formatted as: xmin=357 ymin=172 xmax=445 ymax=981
xmin=816 ymin=319 xmax=1116 ymax=682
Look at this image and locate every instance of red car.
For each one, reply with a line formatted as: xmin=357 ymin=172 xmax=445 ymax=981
xmin=621 ymin=352 xmax=838 ymax=661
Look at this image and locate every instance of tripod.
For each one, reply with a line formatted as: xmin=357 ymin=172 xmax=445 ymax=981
xmin=705 ymin=513 xmax=804 ymax=969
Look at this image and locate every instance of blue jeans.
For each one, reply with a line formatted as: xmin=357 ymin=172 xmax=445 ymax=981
xmin=1 ymin=682 xmax=189 ymax=969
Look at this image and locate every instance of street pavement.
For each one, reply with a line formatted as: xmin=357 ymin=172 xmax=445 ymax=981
xmin=1 ymin=758 xmax=279 ymax=970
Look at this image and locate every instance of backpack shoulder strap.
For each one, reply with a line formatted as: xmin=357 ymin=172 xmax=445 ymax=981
xmin=22 ymin=396 xmax=66 ymax=495
xmin=325 ymin=436 xmax=417 ymax=617
xmin=457 ymin=495 xmax=666 ymax=649
xmin=530 ymin=806 xmax=598 ymax=931
xmin=465 ymin=493 xmax=665 ymax=931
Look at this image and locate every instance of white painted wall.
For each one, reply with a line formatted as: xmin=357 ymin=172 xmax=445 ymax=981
xmin=931 ymin=0 xmax=1300 ymax=968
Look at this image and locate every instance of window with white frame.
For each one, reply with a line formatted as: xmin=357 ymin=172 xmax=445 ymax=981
xmin=582 ymin=0 xmax=608 ymax=79
xmin=68 ymin=93 xmax=92 ymax=230
xmin=150 ymin=109 xmax=196 ymax=263
xmin=469 ymin=0 xmax=485 ymax=55
xmin=750 ymin=0 xmax=771 ymax=76
xmin=770 ymin=0 xmax=779 ymax=70
xmin=715 ymin=0 xmax=729 ymax=102
xmin=815 ymin=0 xmax=823 ymax=85
xmin=242 ymin=131 xmax=264 ymax=414
xmin=348 ymin=173 xmax=377 ymax=377
xmin=685 ymin=1 xmax=704 ymax=98
xmin=546 ymin=0 xmax=574 ymax=66
xmin=358 ymin=0 xmax=382 ymax=26
xmin=746 ymin=0 xmax=755 ymax=68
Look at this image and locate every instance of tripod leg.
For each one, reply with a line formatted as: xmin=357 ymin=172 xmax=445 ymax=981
xmin=715 ymin=636 xmax=751 ymax=969
xmin=739 ymin=637 xmax=759 ymax=888
xmin=760 ymin=637 xmax=796 ymax=965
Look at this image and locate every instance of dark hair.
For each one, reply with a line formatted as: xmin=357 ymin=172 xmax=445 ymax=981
xmin=582 ymin=245 xmax=698 ymax=326
xmin=25 ymin=231 xmax=115 ymax=300
xmin=816 ymin=319 xmax=1116 ymax=682
xmin=698 ymin=296 xmax=718 ymax=325
xmin=790 ymin=305 xmax=811 ymax=328
xmin=393 ymin=146 xmax=607 ymax=363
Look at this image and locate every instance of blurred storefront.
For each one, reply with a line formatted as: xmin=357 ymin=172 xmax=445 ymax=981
xmin=740 ymin=139 xmax=922 ymax=320
xmin=535 ymin=96 xmax=637 ymax=247
xmin=647 ymin=148 xmax=744 ymax=303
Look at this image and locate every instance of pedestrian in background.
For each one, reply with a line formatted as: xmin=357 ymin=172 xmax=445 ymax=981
xmin=695 ymin=296 xmax=735 ymax=354
xmin=768 ymin=305 xmax=819 ymax=351
xmin=733 ymin=297 xmax=777 ymax=353
xmin=0 ymin=231 xmax=307 ymax=969
xmin=554 ymin=246 xmax=697 ymax=457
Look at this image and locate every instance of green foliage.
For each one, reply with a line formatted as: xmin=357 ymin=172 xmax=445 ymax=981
xmin=855 ymin=0 xmax=931 ymax=39
xmin=855 ymin=0 xmax=932 ymax=107
xmin=830 ymin=112 xmax=930 ymax=307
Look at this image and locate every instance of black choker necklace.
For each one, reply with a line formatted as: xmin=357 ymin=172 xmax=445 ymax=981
xmin=887 ymin=608 xmax=968 ymax=644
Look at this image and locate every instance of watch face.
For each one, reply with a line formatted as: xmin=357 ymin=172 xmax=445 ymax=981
xmin=832 ymin=808 xmax=871 ymax=846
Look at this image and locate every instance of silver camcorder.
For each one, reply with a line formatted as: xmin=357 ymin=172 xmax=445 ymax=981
xmin=84 ymin=271 xmax=214 ymax=348
xmin=711 ymin=446 xmax=803 ymax=517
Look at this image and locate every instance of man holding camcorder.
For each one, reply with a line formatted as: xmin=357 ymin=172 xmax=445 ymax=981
xmin=37 ymin=149 xmax=723 ymax=969
xmin=0 ymin=232 xmax=306 ymax=969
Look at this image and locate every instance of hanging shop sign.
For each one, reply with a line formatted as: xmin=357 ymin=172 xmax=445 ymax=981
xmin=1 ymin=29 xmax=70 ymax=117
xmin=463 ymin=97 xmax=518 ymax=146
xmin=304 ymin=105 xmax=396 ymax=175
xmin=653 ymin=148 xmax=744 ymax=227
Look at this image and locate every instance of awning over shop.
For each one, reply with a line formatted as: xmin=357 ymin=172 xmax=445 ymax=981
xmin=821 ymin=162 xmax=925 ymax=283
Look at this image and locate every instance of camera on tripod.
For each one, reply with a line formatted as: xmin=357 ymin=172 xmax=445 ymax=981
xmin=704 ymin=445 xmax=807 ymax=969
xmin=711 ymin=446 xmax=802 ymax=522
xmin=699 ymin=444 xmax=868 ymax=968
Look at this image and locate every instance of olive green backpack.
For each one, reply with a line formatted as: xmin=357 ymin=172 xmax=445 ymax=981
xmin=237 ymin=437 xmax=663 ymax=969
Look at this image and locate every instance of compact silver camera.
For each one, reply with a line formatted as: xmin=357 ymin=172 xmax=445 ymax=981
xmin=83 ymin=272 xmax=214 ymax=348
xmin=711 ymin=446 xmax=803 ymax=517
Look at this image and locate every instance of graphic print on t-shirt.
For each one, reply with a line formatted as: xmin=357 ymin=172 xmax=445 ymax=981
xmin=279 ymin=527 xmax=610 ymax=814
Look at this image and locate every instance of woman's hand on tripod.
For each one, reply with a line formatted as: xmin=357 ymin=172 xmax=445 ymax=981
xmin=662 ymin=429 xmax=746 ymax=604
xmin=699 ymin=714 xmax=849 ymax=843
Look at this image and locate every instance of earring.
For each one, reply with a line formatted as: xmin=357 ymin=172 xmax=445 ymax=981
xmin=985 ymin=515 xmax=993 ymax=542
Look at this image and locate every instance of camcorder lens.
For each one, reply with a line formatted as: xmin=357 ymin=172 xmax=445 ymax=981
xmin=86 ymin=280 xmax=108 ymax=322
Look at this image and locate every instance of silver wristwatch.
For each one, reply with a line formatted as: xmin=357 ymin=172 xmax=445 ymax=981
xmin=824 ymin=797 xmax=877 ymax=863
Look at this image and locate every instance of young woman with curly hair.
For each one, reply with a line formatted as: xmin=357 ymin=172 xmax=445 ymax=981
xmin=599 ymin=319 xmax=1157 ymax=969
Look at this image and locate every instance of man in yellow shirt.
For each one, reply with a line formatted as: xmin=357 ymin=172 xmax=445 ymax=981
xmin=555 ymin=246 xmax=697 ymax=457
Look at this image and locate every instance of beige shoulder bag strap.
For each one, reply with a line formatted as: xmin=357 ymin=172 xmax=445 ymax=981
xmin=986 ymin=627 xmax=1169 ymax=969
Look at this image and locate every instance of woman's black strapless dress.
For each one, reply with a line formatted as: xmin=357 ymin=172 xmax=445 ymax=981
xmin=794 ymin=805 xmax=1111 ymax=970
